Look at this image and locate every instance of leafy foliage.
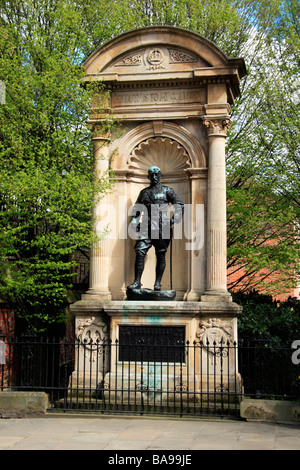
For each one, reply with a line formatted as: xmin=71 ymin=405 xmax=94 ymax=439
xmin=227 ymin=180 xmax=299 ymax=295
xmin=0 ymin=1 xmax=117 ymax=330
xmin=225 ymin=0 xmax=300 ymax=293
xmin=233 ymin=290 xmax=300 ymax=346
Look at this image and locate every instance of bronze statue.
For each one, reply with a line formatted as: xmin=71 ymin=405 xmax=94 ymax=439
xmin=127 ymin=166 xmax=184 ymax=292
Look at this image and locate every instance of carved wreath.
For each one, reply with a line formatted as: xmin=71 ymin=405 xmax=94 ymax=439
xmin=196 ymin=318 xmax=233 ymax=352
xmin=76 ymin=317 xmax=109 ymax=361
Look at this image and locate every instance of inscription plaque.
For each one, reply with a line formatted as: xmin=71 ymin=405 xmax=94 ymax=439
xmin=111 ymin=88 xmax=205 ymax=108
xmin=118 ymin=325 xmax=185 ymax=363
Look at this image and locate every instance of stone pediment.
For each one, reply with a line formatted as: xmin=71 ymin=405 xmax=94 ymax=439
xmin=84 ymin=26 xmax=246 ymax=96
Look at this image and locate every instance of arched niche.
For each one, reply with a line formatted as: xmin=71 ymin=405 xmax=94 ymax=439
xmin=111 ymin=120 xmax=206 ymax=173
xmin=108 ymin=120 xmax=207 ymax=301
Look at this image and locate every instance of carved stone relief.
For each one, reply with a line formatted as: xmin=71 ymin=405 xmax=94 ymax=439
xmin=196 ymin=318 xmax=233 ymax=346
xmin=203 ymin=118 xmax=231 ymax=136
xmin=117 ymin=53 xmax=143 ymax=66
xmin=168 ymin=49 xmax=198 ymax=63
xmin=146 ymin=48 xmax=166 ymax=70
xmin=76 ymin=316 xmax=109 ymax=363
xmin=128 ymin=136 xmax=190 ymax=174
xmin=113 ymin=46 xmax=207 ymax=70
xmin=196 ymin=318 xmax=234 ymax=368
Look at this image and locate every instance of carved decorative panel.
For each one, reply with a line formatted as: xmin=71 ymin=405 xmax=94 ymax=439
xmin=129 ymin=137 xmax=190 ymax=174
xmin=196 ymin=318 xmax=233 ymax=345
xmin=112 ymin=46 xmax=208 ymax=71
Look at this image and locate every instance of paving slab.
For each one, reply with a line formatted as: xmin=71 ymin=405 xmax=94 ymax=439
xmin=0 ymin=414 xmax=299 ymax=452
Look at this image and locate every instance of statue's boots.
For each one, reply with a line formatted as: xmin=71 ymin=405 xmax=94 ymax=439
xmin=127 ymin=252 xmax=145 ymax=290
xmin=154 ymin=252 xmax=166 ymax=291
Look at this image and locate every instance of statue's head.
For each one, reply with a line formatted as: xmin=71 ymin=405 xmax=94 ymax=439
xmin=148 ymin=166 xmax=162 ymax=186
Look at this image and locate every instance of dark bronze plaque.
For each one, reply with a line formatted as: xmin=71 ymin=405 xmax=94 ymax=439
xmin=118 ymin=325 xmax=185 ymax=363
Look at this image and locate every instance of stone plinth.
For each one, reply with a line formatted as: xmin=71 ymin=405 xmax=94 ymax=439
xmin=69 ymin=299 xmax=242 ymax=405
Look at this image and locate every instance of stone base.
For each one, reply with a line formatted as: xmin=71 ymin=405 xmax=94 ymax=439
xmin=201 ymin=288 xmax=233 ymax=303
xmin=104 ymin=370 xmax=242 ymax=406
xmin=68 ymin=371 xmax=105 ymax=398
xmin=69 ymin=298 xmax=243 ymax=407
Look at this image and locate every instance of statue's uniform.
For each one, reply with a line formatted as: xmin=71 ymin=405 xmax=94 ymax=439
xmin=132 ymin=183 xmax=184 ymax=256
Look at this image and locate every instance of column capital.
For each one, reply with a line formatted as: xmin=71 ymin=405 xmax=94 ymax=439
xmin=87 ymin=121 xmax=111 ymax=142
xmin=203 ymin=117 xmax=231 ymax=137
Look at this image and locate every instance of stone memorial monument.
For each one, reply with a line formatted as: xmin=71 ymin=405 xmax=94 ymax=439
xmin=70 ymin=26 xmax=246 ymax=406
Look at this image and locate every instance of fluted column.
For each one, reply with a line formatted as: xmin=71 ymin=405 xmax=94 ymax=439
xmin=83 ymin=134 xmax=112 ymax=301
xmin=201 ymin=117 xmax=232 ymax=302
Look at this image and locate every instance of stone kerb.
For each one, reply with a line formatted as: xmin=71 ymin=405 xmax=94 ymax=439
xmin=0 ymin=391 xmax=49 ymax=417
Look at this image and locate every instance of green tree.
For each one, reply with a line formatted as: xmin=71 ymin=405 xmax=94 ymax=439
xmin=0 ymin=1 xmax=117 ymax=331
xmin=227 ymin=181 xmax=299 ymax=295
xmin=226 ymin=0 xmax=300 ymax=294
xmin=233 ymin=290 xmax=300 ymax=346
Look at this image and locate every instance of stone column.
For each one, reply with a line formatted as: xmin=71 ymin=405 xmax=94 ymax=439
xmin=201 ymin=117 xmax=232 ymax=302
xmin=82 ymin=134 xmax=112 ymax=301
xmin=186 ymin=170 xmax=206 ymax=301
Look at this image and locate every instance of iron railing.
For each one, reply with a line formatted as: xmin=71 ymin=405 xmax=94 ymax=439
xmin=71 ymin=262 xmax=89 ymax=287
xmin=238 ymin=339 xmax=300 ymax=400
xmin=0 ymin=335 xmax=299 ymax=417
